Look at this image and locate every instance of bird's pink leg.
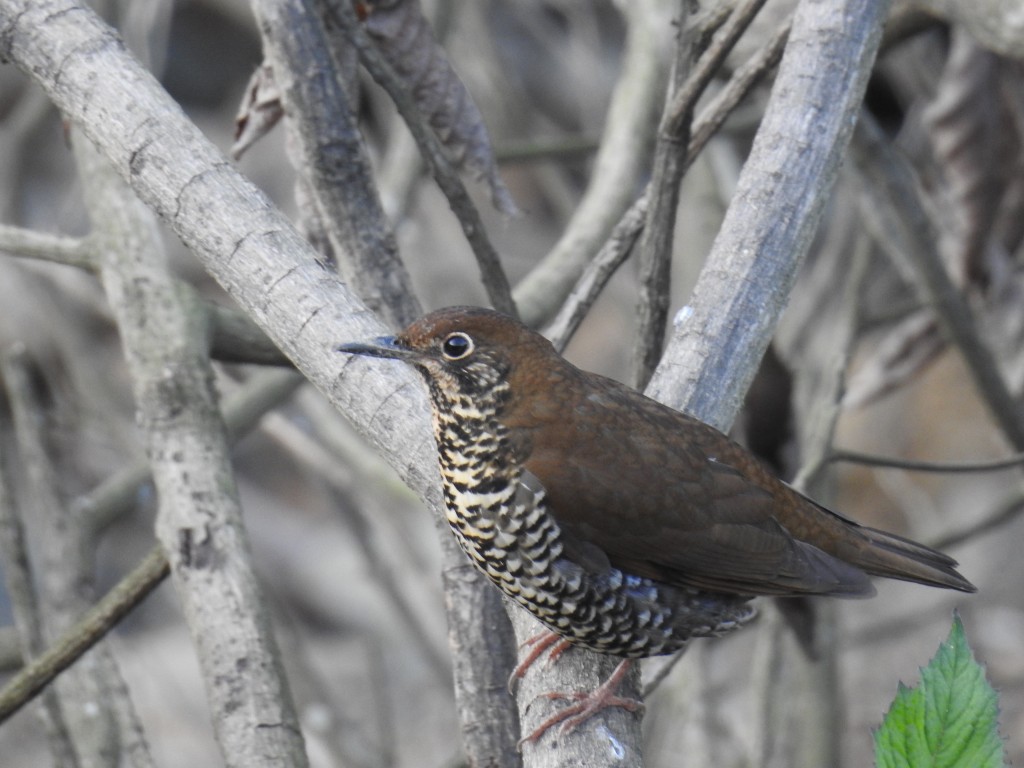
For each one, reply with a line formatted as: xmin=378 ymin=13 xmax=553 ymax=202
xmin=507 ymin=630 xmax=572 ymax=691
xmin=518 ymin=659 xmax=641 ymax=747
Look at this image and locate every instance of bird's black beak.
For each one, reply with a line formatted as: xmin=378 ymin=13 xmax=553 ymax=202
xmin=336 ymin=336 xmax=415 ymax=361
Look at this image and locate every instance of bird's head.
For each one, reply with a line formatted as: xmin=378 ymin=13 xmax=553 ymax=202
xmin=337 ymin=306 xmax=556 ymax=404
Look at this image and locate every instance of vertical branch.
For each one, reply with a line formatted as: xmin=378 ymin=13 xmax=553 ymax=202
xmin=633 ymin=0 xmax=699 ymax=388
xmin=76 ymin=135 xmax=309 ymax=768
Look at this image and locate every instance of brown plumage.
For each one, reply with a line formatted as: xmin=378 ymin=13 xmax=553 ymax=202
xmin=338 ymin=306 xmax=974 ymax=736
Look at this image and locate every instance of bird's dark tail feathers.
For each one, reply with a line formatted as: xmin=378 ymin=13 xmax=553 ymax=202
xmin=848 ymin=526 xmax=976 ymax=593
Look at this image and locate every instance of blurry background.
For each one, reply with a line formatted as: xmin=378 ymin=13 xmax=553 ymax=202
xmin=1 ymin=0 xmax=1022 ymax=765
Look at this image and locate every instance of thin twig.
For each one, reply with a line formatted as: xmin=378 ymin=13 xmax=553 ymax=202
xmin=545 ymin=196 xmax=648 ymax=352
xmin=688 ymin=18 xmax=791 ymax=160
xmin=3 ymin=338 xmax=117 ymax=764
xmin=323 ymin=0 xmax=516 ymax=317
xmin=791 ymin=234 xmax=874 ymax=491
xmin=562 ymin=14 xmax=791 ymax=354
xmin=0 ymin=348 xmax=79 ymax=764
xmin=633 ymin=0 xmax=700 ymax=388
xmin=546 ymin=15 xmax=792 ymax=354
xmin=830 ymin=448 xmax=1024 ymax=473
xmin=634 ymin=0 xmax=771 ymax=387
xmin=929 ymin=491 xmax=1024 ymax=551
xmin=640 ymin=643 xmax=690 ymax=699
xmin=0 ymin=546 xmax=170 ymax=724
xmin=663 ymin=0 xmax=772 ymax=138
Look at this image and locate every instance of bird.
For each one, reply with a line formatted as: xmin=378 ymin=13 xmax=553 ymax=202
xmin=337 ymin=305 xmax=975 ymax=743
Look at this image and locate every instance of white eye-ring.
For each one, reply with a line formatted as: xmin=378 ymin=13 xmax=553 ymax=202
xmin=441 ymin=332 xmax=474 ymax=360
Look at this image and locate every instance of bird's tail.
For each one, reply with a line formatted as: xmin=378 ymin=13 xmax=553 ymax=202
xmin=845 ymin=526 xmax=976 ymax=593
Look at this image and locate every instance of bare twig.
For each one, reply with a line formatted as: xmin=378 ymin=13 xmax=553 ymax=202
xmin=633 ymin=0 xmax=700 ymax=388
xmin=930 ymin=490 xmax=1024 ymax=551
xmin=634 ymin=0 xmax=771 ymax=387
xmin=545 ymin=15 xmax=792 ymax=354
xmin=0 ymin=546 xmax=169 ymax=725
xmin=688 ymin=18 xmax=791 ymax=163
xmin=830 ymin=448 xmax=1024 ymax=473
xmin=3 ymin=340 xmax=119 ymax=764
xmin=640 ymin=643 xmax=690 ymax=699
xmin=545 ymin=197 xmax=648 ymax=352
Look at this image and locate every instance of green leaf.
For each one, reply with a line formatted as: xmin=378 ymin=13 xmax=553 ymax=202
xmin=874 ymin=614 xmax=1006 ymax=768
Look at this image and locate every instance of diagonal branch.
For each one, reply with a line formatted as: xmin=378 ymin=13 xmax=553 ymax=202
xmin=0 ymin=546 xmax=169 ymax=725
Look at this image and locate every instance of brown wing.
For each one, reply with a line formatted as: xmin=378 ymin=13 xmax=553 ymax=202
xmin=518 ymin=371 xmax=875 ymax=597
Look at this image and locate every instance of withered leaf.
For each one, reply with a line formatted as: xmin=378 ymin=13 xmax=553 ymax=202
xmin=362 ymin=0 xmax=519 ymax=215
xmin=922 ymin=28 xmax=1022 ymax=289
xmin=232 ymin=63 xmax=284 ymax=161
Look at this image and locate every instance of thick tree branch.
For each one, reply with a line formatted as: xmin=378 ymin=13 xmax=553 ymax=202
xmin=648 ymin=0 xmax=892 ymax=431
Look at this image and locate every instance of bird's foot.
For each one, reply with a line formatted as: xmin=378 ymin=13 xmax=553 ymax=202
xmin=507 ymin=630 xmax=572 ymax=693
xmin=518 ymin=659 xmax=642 ymax=748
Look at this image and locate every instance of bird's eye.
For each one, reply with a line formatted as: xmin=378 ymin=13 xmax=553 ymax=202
xmin=441 ymin=332 xmax=474 ymax=360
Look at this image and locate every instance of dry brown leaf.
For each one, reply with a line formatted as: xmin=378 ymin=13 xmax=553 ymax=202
xmin=362 ymin=0 xmax=519 ymax=215
xmin=232 ymin=63 xmax=284 ymax=160
xmin=843 ymin=310 xmax=946 ymax=408
xmin=922 ymin=28 xmax=1021 ymax=289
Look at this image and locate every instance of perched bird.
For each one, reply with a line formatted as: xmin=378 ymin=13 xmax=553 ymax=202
xmin=338 ymin=306 xmax=975 ymax=741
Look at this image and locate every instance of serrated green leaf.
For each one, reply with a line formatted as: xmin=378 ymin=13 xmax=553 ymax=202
xmin=874 ymin=615 xmax=1006 ymax=768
